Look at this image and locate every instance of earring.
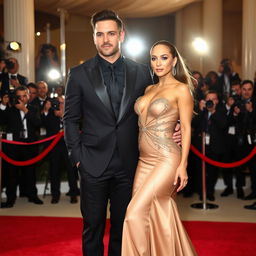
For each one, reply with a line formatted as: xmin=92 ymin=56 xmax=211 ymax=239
xmin=150 ymin=68 xmax=154 ymax=77
xmin=172 ymin=66 xmax=176 ymax=76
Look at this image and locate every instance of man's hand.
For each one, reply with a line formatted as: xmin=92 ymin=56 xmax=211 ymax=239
xmin=0 ymin=60 xmax=6 ymax=72
xmin=10 ymin=78 xmax=20 ymax=88
xmin=76 ymin=162 xmax=80 ymax=168
xmin=245 ymin=101 xmax=253 ymax=112
xmin=54 ymin=110 xmax=63 ymax=117
xmin=15 ymin=100 xmax=28 ymax=113
xmin=173 ymin=123 xmax=181 ymax=145
xmin=199 ymin=100 xmax=206 ymax=111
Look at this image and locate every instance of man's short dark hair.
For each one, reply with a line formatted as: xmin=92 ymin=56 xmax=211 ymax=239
xmin=241 ymin=80 xmax=254 ymax=88
xmin=27 ymin=82 xmax=37 ymax=90
xmin=231 ymin=80 xmax=241 ymax=87
xmin=91 ymin=10 xmax=123 ymax=31
xmin=14 ymin=85 xmax=28 ymax=95
xmin=204 ymin=90 xmax=218 ymax=99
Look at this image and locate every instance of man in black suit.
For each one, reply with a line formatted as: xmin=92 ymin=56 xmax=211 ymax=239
xmin=30 ymin=81 xmax=49 ymax=111
xmin=0 ymin=57 xmax=28 ymax=96
xmin=64 ymin=10 xmax=180 ymax=256
xmin=217 ymin=58 xmax=240 ymax=101
xmin=0 ymin=86 xmax=43 ymax=208
xmin=41 ymin=96 xmax=79 ymax=204
xmin=193 ymin=90 xmax=228 ymax=201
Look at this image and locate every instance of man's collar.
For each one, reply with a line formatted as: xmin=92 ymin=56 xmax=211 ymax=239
xmin=8 ymin=73 xmax=18 ymax=77
xmin=97 ymin=54 xmax=123 ymax=68
xmin=38 ymin=96 xmax=47 ymax=101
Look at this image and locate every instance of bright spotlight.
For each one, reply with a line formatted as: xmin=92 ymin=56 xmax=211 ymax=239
xmin=48 ymin=69 xmax=61 ymax=80
xmin=7 ymin=41 xmax=21 ymax=51
xmin=125 ymin=38 xmax=144 ymax=57
xmin=192 ymin=37 xmax=208 ymax=54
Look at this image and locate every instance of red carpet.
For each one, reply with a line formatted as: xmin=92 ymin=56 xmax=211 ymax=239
xmin=0 ymin=216 xmax=255 ymax=256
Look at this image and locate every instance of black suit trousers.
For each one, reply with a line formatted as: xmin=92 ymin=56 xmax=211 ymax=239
xmin=79 ymin=148 xmax=133 ymax=256
xmin=5 ymin=144 xmax=38 ymax=203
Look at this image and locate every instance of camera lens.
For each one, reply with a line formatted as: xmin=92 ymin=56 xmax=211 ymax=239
xmin=206 ymin=100 xmax=214 ymax=108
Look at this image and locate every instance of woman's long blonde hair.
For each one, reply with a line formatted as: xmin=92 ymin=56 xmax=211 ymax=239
xmin=151 ymin=40 xmax=195 ymax=95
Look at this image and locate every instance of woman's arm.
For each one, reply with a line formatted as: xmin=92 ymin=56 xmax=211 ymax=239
xmin=174 ymin=84 xmax=194 ymax=192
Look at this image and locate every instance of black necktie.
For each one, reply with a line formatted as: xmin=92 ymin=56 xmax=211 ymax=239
xmin=10 ymin=75 xmax=17 ymax=80
xmin=108 ymin=65 xmax=119 ymax=117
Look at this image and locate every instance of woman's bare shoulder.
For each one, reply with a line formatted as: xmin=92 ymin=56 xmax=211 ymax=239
xmin=173 ymin=82 xmax=191 ymax=94
xmin=144 ymin=84 xmax=155 ymax=93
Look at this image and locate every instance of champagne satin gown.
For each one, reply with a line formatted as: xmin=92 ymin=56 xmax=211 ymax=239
xmin=122 ymin=96 xmax=197 ymax=256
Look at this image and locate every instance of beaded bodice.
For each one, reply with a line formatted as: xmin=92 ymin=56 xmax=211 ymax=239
xmin=135 ymin=97 xmax=180 ymax=153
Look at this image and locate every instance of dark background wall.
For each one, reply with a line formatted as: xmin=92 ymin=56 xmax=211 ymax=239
xmin=123 ymin=14 xmax=175 ymax=65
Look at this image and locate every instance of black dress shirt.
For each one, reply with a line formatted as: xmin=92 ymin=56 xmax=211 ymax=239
xmin=98 ymin=54 xmax=125 ymax=118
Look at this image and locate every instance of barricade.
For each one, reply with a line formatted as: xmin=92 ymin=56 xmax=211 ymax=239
xmin=0 ymin=131 xmax=64 ymax=204
xmin=0 ymin=131 xmax=255 ymax=209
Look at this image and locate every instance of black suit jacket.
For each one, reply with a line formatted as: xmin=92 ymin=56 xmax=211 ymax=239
xmin=0 ymin=72 xmax=28 ymax=95
xmin=63 ymin=56 xmax=152 ymax=178
xmin=30 ymin=97 xmax=50 ymax=112
xmin=0 ymin=104 xmax=41 ymax=142
xmin=41 ymin=108 xmax=62 ymax=136
xmin=193 ymin=104 xmax=228 ymax=154
xmin=217 ymin=72 xmax=240 ymax=98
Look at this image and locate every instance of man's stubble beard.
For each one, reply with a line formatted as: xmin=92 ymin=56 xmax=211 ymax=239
xmin=97 ymin=44 xmax=120 ymax=58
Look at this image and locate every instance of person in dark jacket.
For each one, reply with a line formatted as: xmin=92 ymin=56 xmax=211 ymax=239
xmin=193 ymin=90 xmax=228 ymax=201
xmin=0 ymin=86 xmax=43 ymax=208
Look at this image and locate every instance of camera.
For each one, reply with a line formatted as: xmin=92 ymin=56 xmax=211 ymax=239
xmin=5 ymin=59 xmax=15 ymax=70
xmin=14 ymin=95 xmax=21 ymax=105
xmin=50 ymin=98 xmax=60 ymax=111
xmin=233 ymin=98 xmax=250 ymax=112
xmin=205 ymin=100 xmax=214 ymax=109
xmin=231 ymin=91 xmax=240 ymax=102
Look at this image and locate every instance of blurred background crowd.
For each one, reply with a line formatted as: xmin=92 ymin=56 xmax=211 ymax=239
xmin=0 ymin=41 xmax=256 ymax=209
xmin=0 ymin=43 xmax=79 ymax=208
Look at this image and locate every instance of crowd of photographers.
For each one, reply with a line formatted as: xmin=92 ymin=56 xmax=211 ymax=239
xmin=0 ymin=55 xmax=256 ymax=210
xmin=184 ymin=58 xmax=256 ymax=210
xmin=0 ymin=46 xmax=79 ymax=208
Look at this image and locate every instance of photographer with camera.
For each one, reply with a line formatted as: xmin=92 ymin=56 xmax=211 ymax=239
xmin=220 ymin=80 xmax=246 ymax=198
xmin=0 ymin=91 xmax=11 ymax=198
xmin=0 ymin=86 xmax=43 ymax=208
xmin=193 ymin=90 xmax=228 ymax=201
xmin=0 ymin=57 xmax=28 ymax=97
xmin=30 ymin=81 xmax=50 ymax=110
xmin=232 ymin=80 xmax=256 ymax=203
xmin=41 ymin=95 xmax=79 ymax=204
xmin=217 ymin=58 xmax=241 ymax=102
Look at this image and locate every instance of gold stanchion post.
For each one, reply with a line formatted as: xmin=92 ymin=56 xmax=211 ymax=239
xmin=191 ymin=132 xmax=218 ymax=210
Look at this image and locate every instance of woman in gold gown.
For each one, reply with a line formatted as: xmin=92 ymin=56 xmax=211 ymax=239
xmin=122 ymin=41 xmax=197 ymax=256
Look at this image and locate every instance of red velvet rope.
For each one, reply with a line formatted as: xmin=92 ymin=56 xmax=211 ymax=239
xmin=1 ymin=133 xmax=61 ymax=145
xmin=0 ymin=130 xmax=255 ymax=168
xmin=0 ymin=131 xmax=64 ymax=166
xmin=190 ymin=144 xmax=256 ymax=168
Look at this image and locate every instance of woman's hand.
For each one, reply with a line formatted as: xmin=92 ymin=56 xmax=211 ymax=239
xmin=173 ymin=123 xmax=181 ymax=145
xmin=174 ymin=166 xmax=188 ymax=192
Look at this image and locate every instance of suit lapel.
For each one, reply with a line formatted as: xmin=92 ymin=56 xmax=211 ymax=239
xmin=83 ymin=58 xmax=115 ymax=119
xmin=117 ymin=59 xmax=137 ymax=123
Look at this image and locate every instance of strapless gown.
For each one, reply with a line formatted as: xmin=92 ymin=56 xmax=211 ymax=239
xmin=121 ymin=97 xmax=197 ymax=256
